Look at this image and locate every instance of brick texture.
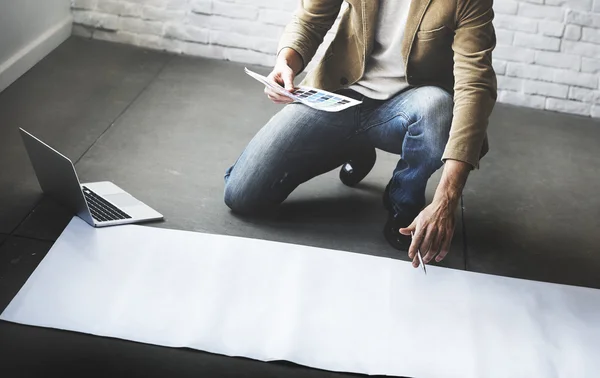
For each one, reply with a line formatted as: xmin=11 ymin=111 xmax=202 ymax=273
xmin=567 ymin=0 xmax=594 ymax=12
xmin=493 ymin=60 xmax=509 ymax=75
xmin=523 ymin=79 xmax=570 ymax=98
xmin=518 ymin=3 xmax=565 ymax=22
xmin=496 ymin=0 xmax=519 ymax=15
xmin=492 ymin=0 xmax=600 ymax=117
xmin=565 ymin=25 xmax=583 ymax=40
xmin=546 ymin=98 xmax=592 ymax=115
xmin=72 ymin=0 xmax=600 ymax=118
xmin=499 ymin=91 xmax=546 ymax=109
xmin=514 ymin=32 xmax=561 ymax=51
xmin=569 ymin=86 xmax=600 ymax=102
xmin=71 ymin=0 xmax=300 ymax=67
xmin=582 ymin=57 xmax=600 ymax=72
xmin=535 ymin=51 xmax=582 ymax=69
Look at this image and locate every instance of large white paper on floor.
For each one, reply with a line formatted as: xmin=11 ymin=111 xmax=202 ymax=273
xmin=2 ymin=217 xmax=600 ymax=378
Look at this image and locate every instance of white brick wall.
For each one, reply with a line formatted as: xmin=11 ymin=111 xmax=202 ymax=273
xmin=71 ymin=0 xmax=299 ymax=67
xmin=494 ymin=0 xmax=600 ymax=117
xmin=72 ymin=0 xmax=600 ymax=118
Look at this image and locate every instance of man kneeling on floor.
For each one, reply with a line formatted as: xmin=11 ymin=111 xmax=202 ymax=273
xmin=224 ymin=0 xmax=497 ymax=267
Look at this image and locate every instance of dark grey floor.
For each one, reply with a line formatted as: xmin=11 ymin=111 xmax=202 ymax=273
xmin=0 ymin=37 xmax=169 ymax=235
xmin=0 ymin=36 xmax=599 ymax=377
xmin=464 ymin=106 xmax=600 ymax=288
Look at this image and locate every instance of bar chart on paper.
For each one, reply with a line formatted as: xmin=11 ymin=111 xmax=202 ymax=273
xmin=244 ymin=68 xmax=361 ymax=112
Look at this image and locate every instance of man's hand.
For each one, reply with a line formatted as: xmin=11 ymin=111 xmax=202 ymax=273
xmin=264 ymin=48 xmax=303 ymax=104
xmin=399 ymin=159 xmax=472 ymax=267
xmin=400 ymin=196 xmax=457 ymax=267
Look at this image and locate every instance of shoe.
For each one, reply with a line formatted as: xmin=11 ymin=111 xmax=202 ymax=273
xmin=339 ymin=148 xmax=377 ymax=187
xmin=383 ymin=211 xmax=418 ymax=252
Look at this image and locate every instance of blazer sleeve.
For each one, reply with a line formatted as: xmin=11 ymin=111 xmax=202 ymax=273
xmin=443 ymin=0 xmax=498 ymax=168
xmin=277 ymin=0 xmax=344 ymax=72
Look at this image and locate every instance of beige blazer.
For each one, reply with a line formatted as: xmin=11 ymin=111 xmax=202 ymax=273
xmin=278 ymin=0 xmax=498 ymax=168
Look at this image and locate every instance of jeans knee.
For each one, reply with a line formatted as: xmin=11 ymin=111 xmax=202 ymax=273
xmin=223 ymin=181 xmax=278 ymax=216
xmin=224 ymin=183 xmax=253 ymax=214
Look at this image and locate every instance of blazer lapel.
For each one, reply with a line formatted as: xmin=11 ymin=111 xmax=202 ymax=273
xmin=360 ymin=0 xmax=380 ymax=61
xmin=401 ymin=0 xmax=433 ymax=68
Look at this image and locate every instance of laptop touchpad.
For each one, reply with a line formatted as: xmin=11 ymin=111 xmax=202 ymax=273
xmin=104 ymin=193 xmax=141 ymax=208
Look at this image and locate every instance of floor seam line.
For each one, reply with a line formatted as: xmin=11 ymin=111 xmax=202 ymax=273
xmin=0 ymin=234 xmax=9 ymax=249
xmin=461 ymin=195 xmax=468 ymax=271
xmin=7 ymin=53 xmax=173 ymax=239
xmin=12 ymin=235 xmax=56 ymax=243
xmin=7 ymin=197 xmax=43 ymax=237
xmin=1 ymin=234 xmax=55 ymax=244
xmin=73 ymin=54 xmax=174 ymax=166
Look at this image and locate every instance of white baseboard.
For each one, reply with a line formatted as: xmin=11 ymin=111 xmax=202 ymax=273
xmin=0 ymin=15 xmax=73 ymax=93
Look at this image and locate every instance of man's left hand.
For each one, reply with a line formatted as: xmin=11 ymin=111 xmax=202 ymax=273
xmin=399 ymin=198 xmax=457 ymax=267
xmin=398 ymin=159 xmax=471 ymax=268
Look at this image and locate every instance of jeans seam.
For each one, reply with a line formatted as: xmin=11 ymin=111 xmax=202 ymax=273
xmin=353 ymin=87 xmax=421 ymax=136
xmin=353 ymin=111 xmax=411 ymax=136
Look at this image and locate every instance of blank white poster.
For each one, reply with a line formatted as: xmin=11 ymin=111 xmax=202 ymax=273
xmin=2 ymin=217 xmax=599 ymax=378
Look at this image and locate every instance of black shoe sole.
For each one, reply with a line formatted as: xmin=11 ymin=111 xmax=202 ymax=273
xmin=383 ymin=218 xmax=411 ymax=252
xmin=339 ymin=148 xmax=377 ymax=187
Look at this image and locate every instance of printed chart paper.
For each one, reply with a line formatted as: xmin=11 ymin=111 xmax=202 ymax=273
xmin=2 ymin=217 xmax=600 ymax=378
xmin=244 ymin=68 xmax=361 ymax=112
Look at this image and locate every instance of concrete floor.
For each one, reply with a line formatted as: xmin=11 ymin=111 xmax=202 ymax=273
xmin=0 ymin=37 xmax=599 ymax=377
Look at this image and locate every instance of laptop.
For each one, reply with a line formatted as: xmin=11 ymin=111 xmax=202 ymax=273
xmin=19 ymin=128 xmax=163 ymax=227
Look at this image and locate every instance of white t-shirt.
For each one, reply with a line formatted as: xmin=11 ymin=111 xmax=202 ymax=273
xmin=350 ymin=0 xmax=412 ymax=100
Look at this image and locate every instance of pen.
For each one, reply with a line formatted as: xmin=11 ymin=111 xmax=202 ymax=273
xmin=411 ymin=231 xmax=427 ymax=275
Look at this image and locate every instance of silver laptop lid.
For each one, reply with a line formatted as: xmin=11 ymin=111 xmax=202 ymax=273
xmin=19 ymin=128 xmax=94 ymax=225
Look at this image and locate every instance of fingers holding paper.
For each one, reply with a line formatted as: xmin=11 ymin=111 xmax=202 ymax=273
xmin=264 ymin=62 xmax=296 ymax=104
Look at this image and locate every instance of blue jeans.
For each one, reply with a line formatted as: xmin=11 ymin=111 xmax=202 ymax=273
xmin=224 ymin=86 xmax=453 ymax=218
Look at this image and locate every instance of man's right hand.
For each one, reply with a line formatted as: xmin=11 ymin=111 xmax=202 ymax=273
xmin=264 ymin=48 xmax=303 ymax=104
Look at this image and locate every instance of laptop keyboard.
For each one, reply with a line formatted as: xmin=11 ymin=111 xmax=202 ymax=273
xmin=82 ymin=186 xmax=131 ymax=222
